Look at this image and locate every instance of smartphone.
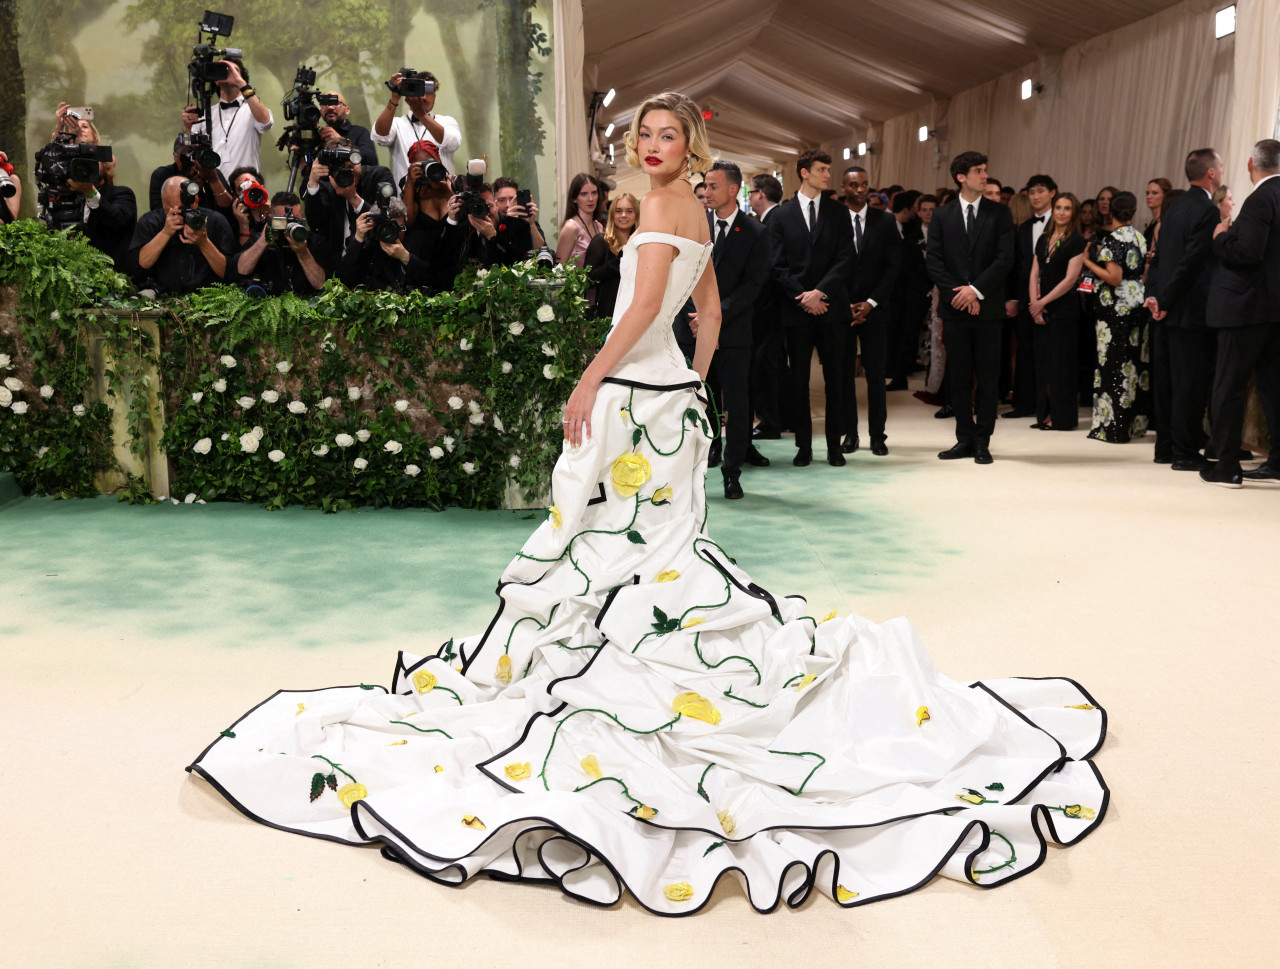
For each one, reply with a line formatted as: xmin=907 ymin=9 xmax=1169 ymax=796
xmin=516 ymin=188 xmax=532 ymax=208
xmin=69 ymin=106 xmax=95 ymax=122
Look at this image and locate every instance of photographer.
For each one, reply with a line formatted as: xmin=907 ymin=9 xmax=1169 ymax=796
xmin=46 ymin=105 xmax=137 ymax=270
xmin=303 ymin=137 xmax=395 ymax=272
xmin=318 ymin=91 xmax=378 ymax=168
xmin=128 ymin=175 xmax=233 ymax=294
xmin=182 ymin=56 xmax=274 ymax=178
xmin=401 ymin=143 xmax=465 ymax=293
xmin=227 ymin=166 xmax=270 ymax=252
xmin=492 ymin=176 xmax=549 ymax=259
xmin=337 ymin=198 xmax=427 ymax=292
xmin=149 ymin=135 xmax=236 ymax=214
xmin=372 ymin=69 xmax=461 ymax=188
xmin=1 ymin=151 xmax=21 ymax=224
xmin=234 ymin=191 xmax=325 ymax=295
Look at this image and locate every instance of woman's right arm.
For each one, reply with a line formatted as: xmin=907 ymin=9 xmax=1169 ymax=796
xmin=554 ymin=220 xmax=578 ymax=265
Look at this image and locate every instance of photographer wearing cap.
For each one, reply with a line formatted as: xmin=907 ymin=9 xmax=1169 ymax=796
xmin=181 ymin=56 xmax=274 ymax=179
xmin=234 ymin=191 xmax=325 ymax=295
xmin=492 ymin=176 xmax=549 ymax=262
xmin=318 ymin=91 xmax=379 ymax=169
xmin=338 ymin=197 xmax=427 ymax=292
xmin=303 ymin=137 xmax=396 ymax=273
xmin=227 ymin=166 xmax=271 ymax=252
xmin=1 ymin=151 xmax=23 ymax=224
xmin=373 ymin=69 xmax=461 ymax=189
xmin=48 ymin=105 xmax=137 ymax=271
xmin=149 ymin=134 xmax=236 ymax=214
xmin=129 ymin=175 xmax=233 ymax=294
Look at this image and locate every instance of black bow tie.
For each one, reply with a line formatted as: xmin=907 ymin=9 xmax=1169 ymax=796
xmin=1032 ymin=215 xmax=1046 ymax=223
xmin=220 ymin=100 xmax=240 ymax=110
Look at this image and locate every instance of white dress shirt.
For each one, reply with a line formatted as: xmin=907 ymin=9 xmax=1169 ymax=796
xmin=797 ymin=187 xmax=822 ymax=230
xmin=372 ymin=113 xmax=463 ymax=188
xmin=848 ymin=205 xmax=878 ymax=307
xmin=1029 ymin=208 xmax=1050 ymax=253
xmin=191 ymin=97 xmax=274 ymax=180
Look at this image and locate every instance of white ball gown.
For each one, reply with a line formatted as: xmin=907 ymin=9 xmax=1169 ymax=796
xmin=189 ymin=230 xmax=1107 ymax=914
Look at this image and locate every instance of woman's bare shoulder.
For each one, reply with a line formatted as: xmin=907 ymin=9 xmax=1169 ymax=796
xmin=640 ymin=187 xmax=709 ymax=243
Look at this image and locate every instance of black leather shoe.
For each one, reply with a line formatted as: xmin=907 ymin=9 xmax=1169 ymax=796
xmin=1153 ymin=450 xmax=1173 ymax=464
xmin=827 ymin=450 xmax=846 ymax=467
xmin=938 ymin=442 xmax=975 ymax=460
xmin=1030 ymin=421 xmax=1049 ymax=429
xmin=793 ymin=448 xmax=812 ymax=467
xmin=723 ymin=475 xmax=745 ymax=499
xmin=745 ymin=445 xmax=770 ymax=467
xmin=934 ymin=404 xmax=954 ymax=419
xmin=1171 ymin=456 xmax=1209 ymax=472
xmin=840 ymin=434 xmax=859 ymax=454
xmin=707 ymin=438 xmax=722 ymax=468
xmin=1002 ymin=409 xmax=1034 ymax=419
xmin=1242 ymin=463 xmax=1280 ymax=485
xmin=974 ymin=445 xmax=994 ymax=465
xmin=870 ymin=441 xmax=888 ymax=456
xmin=886 ymin=378 xmax=909 ymax=391
xmin=1199 ymin=465 xmax=1242 ymax=488
xmin=752 ymin=425 xmax=781 ymax=440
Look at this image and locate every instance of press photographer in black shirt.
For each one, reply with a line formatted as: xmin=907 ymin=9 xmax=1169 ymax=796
xmin=226 ymin=166 xmax=270 ymax=253
xmin=304 ymin=138 xmax=395 ymax=272
xmin=66 ymin=147 xmax=137 ymax=272
xmin=492 ymin=176 xmax=549 ymax=260
xmin=317 ymin=91 xmax=379 ymax=169
xmin=337 ymin=197 xmax=428 ymax=292
xmin=129 ymin=175 xmax=233 ymax=294
xmin=149 ymin=134 xmax=236 ymax=215
xmin=234 ymin=192 xmax=325 ymax=295
xmin=402 ymin=145 xmax=466 ymax=293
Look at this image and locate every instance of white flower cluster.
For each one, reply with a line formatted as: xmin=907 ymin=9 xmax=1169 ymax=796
xmin=261 ymin=389 xmax=279 ymax=404
xmin=536 ymin=304 xmax=555 ymax=323
xmin=0 ymin=353 xmax=10 ymax=369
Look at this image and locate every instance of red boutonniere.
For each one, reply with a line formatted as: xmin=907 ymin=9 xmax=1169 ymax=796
xmin=733 ymin=225 xmax=740 ymax=232
xmin=498 ymin=223 xmax=507 ymax=232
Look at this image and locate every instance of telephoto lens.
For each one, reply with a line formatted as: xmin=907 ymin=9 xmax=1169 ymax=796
xmin=240 ymin=181 xmax=268 ymax=208
xmin=184 ymin=209 xmax=207 ymax=231
xmin=0 ymin=171 xmax=15 ymax=199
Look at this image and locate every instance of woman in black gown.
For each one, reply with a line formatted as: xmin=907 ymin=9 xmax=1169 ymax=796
xmin=581 ymin=192 xmax=639 ymax=320
xmin=1029 ymin=193 xmax=1087 ymax=430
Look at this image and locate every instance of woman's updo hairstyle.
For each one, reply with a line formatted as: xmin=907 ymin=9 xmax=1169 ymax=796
xmin=623 ymin=91 xmax=714 ymax=175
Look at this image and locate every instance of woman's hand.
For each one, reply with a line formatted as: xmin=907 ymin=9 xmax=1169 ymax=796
xmin=1028 ymin=297 xmax=1045 ymax=318
xmin=562 ymin=374 xmax=600 ymax=448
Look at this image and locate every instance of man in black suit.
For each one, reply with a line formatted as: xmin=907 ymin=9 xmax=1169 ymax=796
xmin=303 ymin=138 xmax=396 ymax=273
xmin=749 ymin=173 xmax=788 ymax=440
xmin=678 ymin=161 xmax=771 ymax=499
xmin=840 ymin=166 xmax=901 ymax=455
xmin=1003 ymin=174 xmax=1057 ymax=419
xmin=925 ymin=151 xmax=1015 ymax=464
xmin=886 ymin=190 xmax=927 ymax=391
xmin=1145 ymin=148 xmax=1224 ymax=471
xmin=768 ymin=149 xmax=855 ymax=466
xmin=1199 ymin=139 xmax=1280 ymax=487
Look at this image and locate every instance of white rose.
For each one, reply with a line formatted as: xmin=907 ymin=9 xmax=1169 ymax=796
xmin=36 ymin=446 xmax=49 ymax=458
xmin=3 ymin=377 xmax=22 ymax=391
xmin=384 ymin=440 xmax=403 ymax=454
xmin=468 ymin=399 xmax=481 ymax=414
xmin=237 ymin=396 xmax=255 ymax=410
xmin=184 ymin=493 xmax=197 ymax=504
xmin=267 ymin=449 xmax=285 ymax=463
xmin=356 ymin=429 xmax=371 ymax=442
xmin=347 ymin=386 xmax=362 ymax=401
xmin=0 ymin=353 xmax=10 ymax=368
xmin=212 ymin=379 xmax=227 ymax=392
xmin=276 ymin=361 xmax=292 ymax=373
xmin=334 ymin=433 xmax=355 ymax=447
xmin=50 ymin=310 xmax=61 ymax=321
xmin=394 ymin=399 xmax=409 ymax=412
xmin=321 ymin=332 xmax=336 ymax=351
xmin=493 ymin=415 xmax=504 ymax=432
xmin=239 ymin=432 xmax=259 ymax=453
xmin=543 ymin=364 xmax=556 ymax=380
xmin=462 ymin=461 xmax=477 ymax=475
xmin=220 ymin=355 xmax=236 ymax=368
xmin=191 ymin=392 xmax=204 ymax=403
xmin=508 ymin=321 xmax=524 ymax=336
xmin=553 ymin=263 xmax=564 ymax=275
xmin=447 ymin=395 xmax=463 ymax=410
xmin=312 ymin=444 xmax=330 ymax=456
xmin=251 ymin=425 xmax=265 ymax=441
xmin=261 ymin=390 xmax=279 ymax=404
xmin=220 ymin=433 xmax=229 ymax=441
xmin=404 ymin=464 xmax=421 ymax=476
xmin=443 ymin=435 xmax=455 ymax=452
xmin=39 ymin=384 xmax=54 ymax=399
xmin=318 ymin=396 xmax=333 ymax=410
xmin=287 ymin=400 xmax=307 ymax=414
xmin=353 ymin=457 xmax=368 ymax=470
xmin=509 ymin=454 xmax=521 ymax=468
xmin=469 ymin=412 xmax=484 ymax=425
xmin=501 ymin=361 xmax=512 ymax=374
xmin=429 ymin=446 xmax=444 ymax=460
xmin=536 ymin=304 xmax=555 ymax=323
xmin=11 ymin=401 xmax=28 ymax=414
xmin=0 ymin=387 xmax=11 ymax=406
xmin=541 ymin=342 xmax=556 ymax=356
xmin=460 ymin=337 xmax=473 ymax=351
xmin=72 ymin=404 xmax=85 ymax=417
xmin=477 ymin=268 xmax=489 ymax=279
xmin=193 ymin=437 xmax=212 ymax=455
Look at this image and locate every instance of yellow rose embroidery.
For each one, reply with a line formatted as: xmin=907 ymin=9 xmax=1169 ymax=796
xmin=635 ymin=805 xmax=657 ymax=819
xmin=548 ymin=505 xmax=563 ymax=529
xmin=1063 ymin=804 xmax=1097 ymax=819
xmin=835 ymin=885 xmax=859 ymax=902
xmin=656 ymin=569 xmax=680 ymax=582
xmin=795 ymin=674 xmax=816 ymax=690
xmin=717 ymin=810 xmax=735 ymax=836
xmin=672 ymin=691 xmax=721 ymax=725
xmin=412 ymin=669 xmax=438 ymax=694
xmin=581 ymin=755 xmax=602 ymax=779
xmin=386 ymin=740 xmax=407 ymax=746
xmin=610 ymin=452 xmax=652 ymax=497
xmin=295 ymin=703 xmax=306 ymax=716
xmin=955 ymin=792 xmax=986 ymax=805
xmin=337 ymin=783 xmax=367 ymax=808
xmin=822 ymin=610 xmax=837 ymax=623
xmin=916 ymin=706 xmax=930 ymax=726
xmin=663 ymin=882 xmax=694 ymax=902
xmin=653 ymin=486 xmax=673 ymax=503
xmin=1065 ymin=703 xmax=1096 ymax=710
xmin=434 ymin=765 xmax=444 ymax=772
xmin=504 ymin=762 xmax=532 ymax=781
xmin=461 ymin=815 xmax=487 ymax=830
xmin=495 ymin=654 xmax=512 ymax=684
xmin=683 ymin=617 xmax=705 ymax=628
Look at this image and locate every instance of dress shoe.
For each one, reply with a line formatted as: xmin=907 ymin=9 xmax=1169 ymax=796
xmin=870 ymin=441 xmax=888 ymax=456
xmin=827 ymin=450 xmax=846 ymax=467
xmin=1153 ymin=450 xmax=1173 ymax=465
xmin=885 ymin=378 xmax=909 ymax=391
xmin=752 ymin=425 xmax=781 ymax=440
xmin=1171 ymin=456 xmax=1209 ymax=472
xmin=707 ymin=438 xmax=722 ymax=468
xmin=1242 ymin=463 xmax=1280 ymax=485
xmin=938 ymin=442 xmax=975 ymax=460
xmin=1199 ymin=465 xmax=1242 ymax=488
xmin=934 ymin=404 xmax=954 ymax=419
xmin=723 ymin=474 xmax=745 ymax=499
xmin=793 ymin=448 xmax=812 ymax=467
xmin=840 ymin=434 xmax=860 ymax=454
xmin=1030 ymin=421 xmax=1049 ymax=429
xmin=1002 ymin=409 xmax=1034 ymax=419
xmin=974 ymin=445 xmax=994 ymax=465
xmin=913 ymin=390 xmax=945 ymax=406
xmin=745 ymin=445 xmax=770 ymax=467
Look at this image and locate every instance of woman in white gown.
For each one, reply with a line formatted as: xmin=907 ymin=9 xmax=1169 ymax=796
xmin=189 ymin=92 xmax=1107 ymax=914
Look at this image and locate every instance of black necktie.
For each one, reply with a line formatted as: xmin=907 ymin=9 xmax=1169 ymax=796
xmin=965 ymin=203 xmax=976 ymax=236
xmin=854 ymin=213 xmax=863 ymax=254
xmin=715 ymin=219 xmax=727 ymax=250
xmin=808 ymin=199 xmax=816 ymax=233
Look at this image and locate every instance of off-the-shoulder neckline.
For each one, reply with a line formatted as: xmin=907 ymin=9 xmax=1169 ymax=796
xmin=628 ymin=231 xmax=713 ymax=249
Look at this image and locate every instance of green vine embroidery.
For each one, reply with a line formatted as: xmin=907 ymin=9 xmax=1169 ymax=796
xmin=973 ymin=830 xmax=1017 ymax=877
xmin=621 ymin=386 xmax=710 ymax=456
xmin=768 ymin=749 xmax=827 ymax=796
xmin=722 ymin=686 xmax=769 ymax=708
xmin=389 ymin=720 xmax=454 ymax=739
xmin=308 ymin=754 xmax=367 ymax=807
xmin=540 ymin=708 xmax=681 ymax=790
xmin=572 ymin=775 xmax=656 ymax=818
xmin=955 ymin=788 xmax=1000 ymax=806
xmin=696 ymin=762 xmax=716 ymax=802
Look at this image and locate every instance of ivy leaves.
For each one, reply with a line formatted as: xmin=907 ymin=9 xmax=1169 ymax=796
xmin=309 ymin=771 xmax=339 ymax=802
xmin=651 ymin=606 xmax=681 ymax=636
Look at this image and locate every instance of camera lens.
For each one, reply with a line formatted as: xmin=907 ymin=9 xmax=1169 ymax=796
xmin=333 ymin=169 xmax=355 ymax=189
xmin=184 ymin=210 xmax=207 ymax=231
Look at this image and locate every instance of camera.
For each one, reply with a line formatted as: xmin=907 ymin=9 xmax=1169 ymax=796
xmin=367 ymin=183 xmax=401 ymax=244
xmin=178 ymin=178 xmax=201 ymax=202
xmin=32 ymin=137 xmax=113 ymax=228
xmin=388 ymin=68 xmax=436 ymax=98
xmin=188 ymin=12 xmax=241 ymax=86
xmin=282 ymin=65 xmax=323 ymax=129
xmin=534 ymin=245 xmax=555 ymax=268
xmin=184 ymin=209 xmax=207 ymax=231
xmin=318 ymin=146 xmax=362 ymax=188
xmin=176 ymin=131 xmax=221 ymax=171
xmin=452 ymin=158 xmax=490 ymax=220
xmin=268 ymin=209 xmax=308 ymax=246
xmin=238 ymin=179 xmax=268 ymax=208
xmin=0 ymin=171 xmax=16 ymax=200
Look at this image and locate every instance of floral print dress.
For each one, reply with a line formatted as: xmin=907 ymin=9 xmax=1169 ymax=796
xmin=1088 ymin=225 xmax=1151 ymax=443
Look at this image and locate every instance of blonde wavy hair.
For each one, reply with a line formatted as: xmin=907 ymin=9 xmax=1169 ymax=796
xmin=623 ymin=91 xmax=714 ymax=175
xmin=603 ymin=193 xmax=640 ymax=254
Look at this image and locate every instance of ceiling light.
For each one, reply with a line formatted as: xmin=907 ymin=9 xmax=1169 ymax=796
xmin=609 ymin=143 xmax=614 ymax=163
xmin=843 ymin=147 xmax=851 ymax=160
xmin=1021 ymin=79 xmax=1033 ymax=100
xmin=604 ymin=122 xmax=614 ymax=138
xmin=858 ymin=142 xmax=868 ymax=156
xmin=1215 ymin=5 xmax=1235 ymax=37
xmin=918 ymin=126 xmax=930 ymax=142
xmin=602 ymin=88 xmax=616 ymax=107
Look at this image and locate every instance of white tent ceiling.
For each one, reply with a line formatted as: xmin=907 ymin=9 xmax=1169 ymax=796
xmin=583 ymin=0 xmax=1193 ymax=175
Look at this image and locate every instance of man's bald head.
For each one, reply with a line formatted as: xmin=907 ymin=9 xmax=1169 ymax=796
xmin=161 ymin=175 xmax=195 ymax=210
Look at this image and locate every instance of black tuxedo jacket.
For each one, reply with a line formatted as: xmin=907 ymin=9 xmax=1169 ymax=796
xmin=676 ymin=210 xmax=769 ymax=350
xmin=304 ymin=164 xmax=397 ymax=272
xmin=925 ymin=196 xmax=1014 ymax=321
xmin=1008 ymin=214 xmax=1046 ymax=307
xmin=768 ymin=194 xmax=854 ymax=326
xmin=1147 ymin=186 xmax=1218 ymax=330
xmin=1208 ymin=175 xmax=1280 ymax=327
xmin=753 ymin=205 xmax=782 ymax=321
xmin=846 ymin=205 xmax=900 ymax=324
